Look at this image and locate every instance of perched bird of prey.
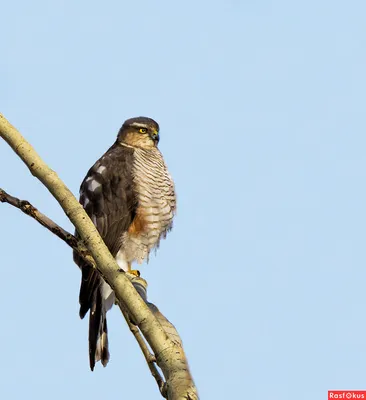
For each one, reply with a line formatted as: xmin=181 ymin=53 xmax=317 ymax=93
xmin=73 ymin=117 xmax=176 ymax=370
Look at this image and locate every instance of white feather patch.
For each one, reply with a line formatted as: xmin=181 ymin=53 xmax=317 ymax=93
xmin=101 ymin=280 xmax=115 ymax=311
xmin=97 ymin=165 xmax=107 ymax=174
xmin=116 ymin=250 xmax=128 ymax=271
xmin=88 ymin=179 xmax=101 ymax=192
xmin=130 ymin=121 xmax=148 ymax=128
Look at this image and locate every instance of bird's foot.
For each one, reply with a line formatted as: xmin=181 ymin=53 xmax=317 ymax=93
xmin=128 ymin=269 xmax=140 ymax=277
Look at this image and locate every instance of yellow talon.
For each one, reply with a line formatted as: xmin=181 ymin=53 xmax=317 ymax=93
xmin=125 ymin=262 xmax=140 ymax=277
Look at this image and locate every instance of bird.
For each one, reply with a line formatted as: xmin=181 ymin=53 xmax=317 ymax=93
xmin=73 ymin=117 xmax=176 ymax=370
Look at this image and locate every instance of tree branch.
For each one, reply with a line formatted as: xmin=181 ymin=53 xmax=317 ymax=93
xmin=0 ymin=187 xmax=166 ymax=395
xmin=0 ymin=114 xmax=198 ymax=400
xmin=0 ymin=188 xmax=94 ymax=267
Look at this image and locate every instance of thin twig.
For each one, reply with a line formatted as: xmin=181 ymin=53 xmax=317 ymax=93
xmin=120 ymin=306 xmax=167 ymax=397
xmin=0 ymin=188 xmax=93 ymax=267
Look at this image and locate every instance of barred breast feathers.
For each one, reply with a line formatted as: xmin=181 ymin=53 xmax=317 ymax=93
xmin=121 ymin=146 xmax=176 ymax=263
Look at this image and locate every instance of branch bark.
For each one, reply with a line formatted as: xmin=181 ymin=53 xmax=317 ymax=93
xmin=0 ymin=114 xmax=198 ymax=400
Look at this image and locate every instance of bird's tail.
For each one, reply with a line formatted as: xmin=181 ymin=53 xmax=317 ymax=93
xmin=88 ymin=288 xmax=110 ymax=371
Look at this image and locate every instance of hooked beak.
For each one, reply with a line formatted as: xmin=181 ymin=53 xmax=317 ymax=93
xmin=150 ymin=130 xmax=160 ymax=144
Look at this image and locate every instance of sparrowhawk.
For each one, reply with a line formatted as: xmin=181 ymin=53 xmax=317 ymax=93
xmin=73 ymin=117 xmax=176 ymax=370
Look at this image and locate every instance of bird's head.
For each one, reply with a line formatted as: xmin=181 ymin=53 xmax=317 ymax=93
xmin=117 ymin=117 xmax=160 ymax=149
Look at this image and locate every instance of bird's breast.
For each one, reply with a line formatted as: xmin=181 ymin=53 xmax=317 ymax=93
xmin=123 ymin=147 xmax=176 ymax=263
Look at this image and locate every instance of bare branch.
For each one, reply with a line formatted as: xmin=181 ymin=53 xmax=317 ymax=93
xmin=0 ymin=113 xmax=198 ymax=400
xmin=122 ymin=306 xmax=166 ymax=396
xmin=0 ymin=187 xmax=166 ymax=394
xmin=0 ymin=188 xmax=93 ymax=267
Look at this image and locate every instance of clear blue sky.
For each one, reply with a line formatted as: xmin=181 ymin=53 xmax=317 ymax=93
xmin=1 ymin=1 xmax=366 ymax=399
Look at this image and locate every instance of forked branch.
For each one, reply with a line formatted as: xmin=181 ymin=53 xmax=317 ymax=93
xmin=0 ymin=187 xmax=165 ymax=395
xmin=0 ymin=114 xmax=198 ymax=400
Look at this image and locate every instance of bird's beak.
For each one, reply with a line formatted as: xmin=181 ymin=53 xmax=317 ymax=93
xmin=150 ymin=130 xmax=160 ymax=144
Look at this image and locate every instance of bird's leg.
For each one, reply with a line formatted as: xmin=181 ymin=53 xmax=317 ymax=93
xmin=127 ymin=262 xmax=140 ymax=277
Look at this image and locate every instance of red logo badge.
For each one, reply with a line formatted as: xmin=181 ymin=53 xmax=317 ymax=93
xmin=328 ymin=392 xmax=366 ymax=399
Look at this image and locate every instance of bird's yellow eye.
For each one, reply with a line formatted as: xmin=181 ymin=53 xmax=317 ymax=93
xmin=139 ymin=128 xmax=147 ymax=133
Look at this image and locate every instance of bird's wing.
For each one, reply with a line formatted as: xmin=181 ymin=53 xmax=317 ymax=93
xmin=74 ymin=142 xmax=137 ymax=317
xmin=73 ymin=142 xmax=137 ymax=370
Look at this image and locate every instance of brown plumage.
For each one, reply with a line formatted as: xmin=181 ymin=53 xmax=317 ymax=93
xmin=73 ymin=117 xmax=176 ymax=370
